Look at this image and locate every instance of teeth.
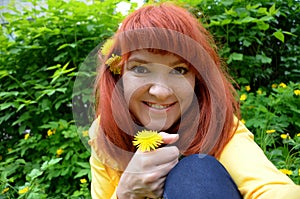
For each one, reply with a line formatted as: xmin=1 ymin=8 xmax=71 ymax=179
xmin=147 ymin=103 xmax=170 ymax=109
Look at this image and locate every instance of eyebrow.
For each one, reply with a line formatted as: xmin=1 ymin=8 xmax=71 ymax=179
xmin=127 ymin=57 xmax=186 ymax=67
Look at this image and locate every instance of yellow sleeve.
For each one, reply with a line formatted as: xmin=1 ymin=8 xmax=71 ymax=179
xmin=90 ymin=155 xmax=118 ymax=199
xmin=88 ymin=117 xmax=120 ymax=199
xmin=219 ymin=121 xmax=300 ymax=199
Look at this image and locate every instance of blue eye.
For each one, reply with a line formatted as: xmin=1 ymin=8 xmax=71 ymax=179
xmin=131 ymin=66 xmax=149 ymax=74
xmin=170 ymin=67 xmax=188 ymax=75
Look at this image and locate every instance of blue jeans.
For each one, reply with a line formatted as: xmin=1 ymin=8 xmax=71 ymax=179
xmin=163 ymin=154 xmax=242 ymax=199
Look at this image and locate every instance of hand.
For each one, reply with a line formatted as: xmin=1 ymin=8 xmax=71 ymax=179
xmin=116 ymin=132 xmax=180 ymax=199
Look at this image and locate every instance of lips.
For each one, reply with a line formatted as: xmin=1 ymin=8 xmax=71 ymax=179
xmin=144 ymin=101 xmax=175 ymax=110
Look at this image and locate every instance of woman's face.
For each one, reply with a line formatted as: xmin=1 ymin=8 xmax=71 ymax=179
xmin=122 ymin=50 xmax=195 ymax=131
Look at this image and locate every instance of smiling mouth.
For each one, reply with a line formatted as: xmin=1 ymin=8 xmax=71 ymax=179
xmin=144 ymin=102 xmax=175 ymax=110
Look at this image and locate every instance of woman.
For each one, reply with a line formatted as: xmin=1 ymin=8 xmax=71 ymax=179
xmin=88 ymin=2 xmax=300 ymax=198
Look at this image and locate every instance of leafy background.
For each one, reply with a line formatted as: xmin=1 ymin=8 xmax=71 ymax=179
xmin=0 ymin=0 xmax=299 ymax=198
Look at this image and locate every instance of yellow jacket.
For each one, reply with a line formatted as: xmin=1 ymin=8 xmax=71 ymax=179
xmin=88 ymin=119 xmax=300 ymax=199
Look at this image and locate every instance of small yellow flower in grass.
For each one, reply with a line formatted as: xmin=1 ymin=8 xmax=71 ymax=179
xmin=298 ymin=168 xmax=300 ymax=176
xmin=239 ymin=94 xmax=247 ymax=101
xmin=7 ymin=148 xmax=12 ymax=152
xmin=80 ymin=178 xmax=87 ymax=184
xmin=18 ymin=186 xmax=29 ymax=194
xmin=297 ymin=133 xmax=300 ymax=137
xmin=280 ymin=134 xmax=290 ymax=139
xmin=271 ymin=83 xmax=277 ymax=88
xmin=241 ymin=119 xmax=246 ymax=124
xmin=2 ymin=187 xmax=9 ymax=194
xmin=266 ymin=129 xmax=276 ymax=134
xmin=24 ymin=133 xmax=30 ymax=140
xmin=245 ymin=85 xmax=251 ymax=92
xmin=82 ymin=130 xmax=89 ymax=137
xmin=56 ymin=148 xmax=64 ymax=156
xmin=257 ymin=89 xmax=262 ymax=95
xmin=294 ymin=89 xmax=300 ymax=96
xmin=279 ymin=83 xmax=287 ymax=88
xmin=47 ymin=129 xmax=56 ymax=137
xmin=133 ymin=130 xmax=163 ymax=152
xmin=279 ymin=169 xmax=293 ymax=176
xmin=0 ymin=155 xmax=2 ymax=161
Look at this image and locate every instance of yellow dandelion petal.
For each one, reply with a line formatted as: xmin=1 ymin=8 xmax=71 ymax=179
xmin=56 ymin=148 xmax=64 ymax=156
xmin=266 ymin=129 xmax=276 ymax=134
xmin=24 ymin=133 xmax=30 ymax=140
xmin=101 ymin=39 xmax=114 ymax=56
xmin=280 ymin=134 xmax=288 ymax=139
xmin=279 ymin=169 xmax=293 ymax=176
xmin=18 ymin=186 xmax=29 ymax=194
xmin=239 ymin=94 xmax=247 ymax=101
xmin=106 ymin=54 xmax=122 ymax=74
xmin=245 ymin=85 xmax=251 ymax=92
xmin=294 ymin=89 xmax=300 ymax=96
xmin=47 ymin=129 xmax=55 ymax=137
xmin=271 ymin=83 xmax=277 ymax=88
xmin=80 ymin=178 xmax=87 ymax=184
xmin=133 ymin=130 xmax=163 ymax=152
xmin=2 ymin=187 xmax=9 ymax=194
xmin=279 ymin=83 xmax=287 ymax=88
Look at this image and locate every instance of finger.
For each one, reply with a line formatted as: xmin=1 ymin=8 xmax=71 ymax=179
xmin=144 ymin=146 xmax=179 ymax=166
xmin=159 ymin=132 xmax=179 ymax=144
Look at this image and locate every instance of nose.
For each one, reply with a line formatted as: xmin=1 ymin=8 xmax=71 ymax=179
xmin=148 ymin=83 xmax=173 ymax=100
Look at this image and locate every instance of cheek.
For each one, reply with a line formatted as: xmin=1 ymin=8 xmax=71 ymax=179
xmin=172 ymin=77 xmax=195 ymax=110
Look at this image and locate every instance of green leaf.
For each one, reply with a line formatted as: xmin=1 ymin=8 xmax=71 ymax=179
xmin=273 ymin=30 xmax=284 ymax=42
xmin=232 ymin=53 xmax=243 ymax=60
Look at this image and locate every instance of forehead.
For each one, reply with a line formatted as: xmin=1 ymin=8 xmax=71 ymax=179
xmin=128 ymin=49 xmax=186 ymax=65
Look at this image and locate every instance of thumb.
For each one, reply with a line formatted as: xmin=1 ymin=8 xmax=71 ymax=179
xmin=159 ymin=132 xmax=179 ymax=145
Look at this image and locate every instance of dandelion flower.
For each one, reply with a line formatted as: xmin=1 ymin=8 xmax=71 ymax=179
xmin=133 ymin=130 xmax=163 ymax=152
xmin=271 ymin=84 xmax=277 ymax=88
xmin=294 ymin=89 xmax=300 ymax=96
xmin=56 ymin=148 xmax=64 ymax=156
xmin=280 ymin=134 xmax=289 ymax=139
xmin=24 ymin=133 xmax=30 ymax=140
xmin=239 ymin=94 xmax=247 ymax=101
xmin=266 ymin=129 xmax=276 ymax=134
xmin=47 ymin=129 xmax=55 ymax=137
xmin=279 ymin=169 xmax=293 ymax=176
xmin=106 ymin=54 xmax=122 ymax=74
xmin=241 ymin=119 xmax=246 ymax=124
xmin=279 ymin=83 xmax=287 ymax=88
xmin=297 ymin=133 xmax=300 ymax=137
xmin=82 ymin=130 xmax=89 ymax=137
xmin=2 ymin=187 xmax=9 ymax=194
xmin=101 ymin=39 xmax=114 ymax=55
xmin=245 ymin=85 xmax=251 ymax=92
xmin=80 ymin=178 xmax=87 ymax=184
xmin=256 ymin=89 xmax=262 ymax=95
xmin=18 ymin=187 xmax=29 ymax=194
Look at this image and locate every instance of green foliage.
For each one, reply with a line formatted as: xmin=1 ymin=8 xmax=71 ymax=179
xmin=0 ymin=0 xmax=127 ymax=198
xmin=193 ymin=0 xmax=299 ymax=88
xmin=239 ymin=82 xmax=300 ymax=184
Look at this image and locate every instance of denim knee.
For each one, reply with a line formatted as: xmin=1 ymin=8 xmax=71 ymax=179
xmin=163 ymin=154 xmax=242 ymax=199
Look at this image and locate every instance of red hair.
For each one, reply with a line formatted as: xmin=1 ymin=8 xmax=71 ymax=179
xmin=94 ymin=2 xmax=240 ymax=170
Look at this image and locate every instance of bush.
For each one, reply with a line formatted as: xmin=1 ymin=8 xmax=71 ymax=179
xmin=0 ymin=0 xmax=127 ymax=198
xmin=193 ymin=0 xmax=300 ymax=88
xmin=238 ymin=82 xmax=300 ymax=184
